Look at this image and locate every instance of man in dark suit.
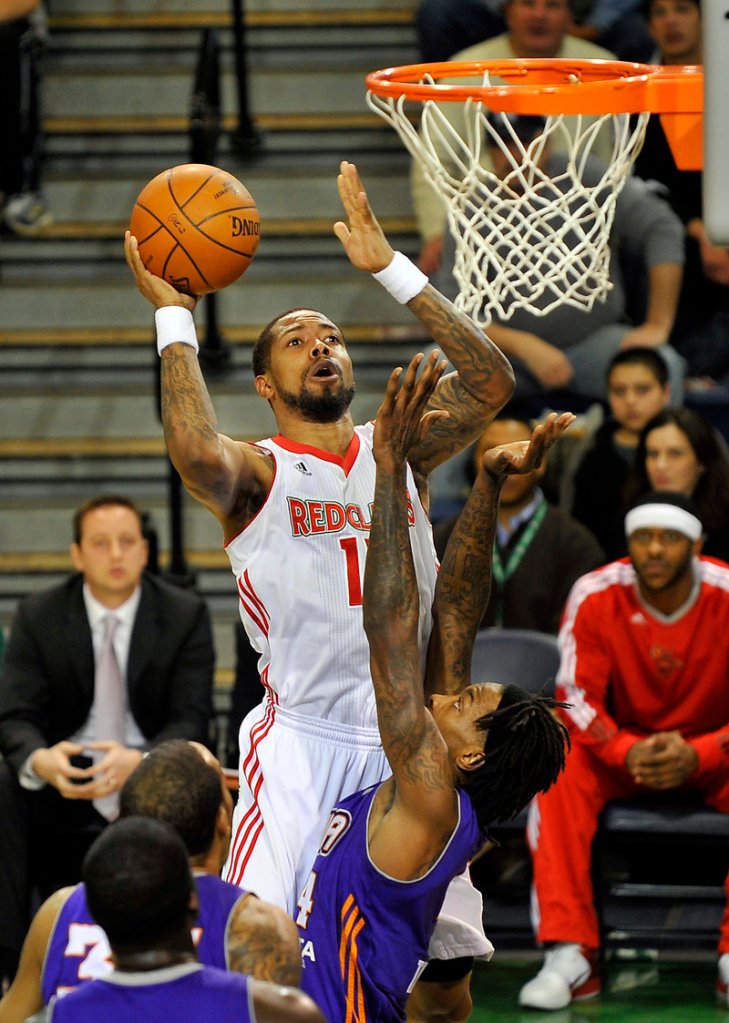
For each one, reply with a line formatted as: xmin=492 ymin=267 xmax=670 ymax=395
xmin=0 ymin=494 xmax=215 ymax=985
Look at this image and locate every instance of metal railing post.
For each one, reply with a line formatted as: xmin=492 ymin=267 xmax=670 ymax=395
xmin=229 ymin=0 xmax=262 ymax=154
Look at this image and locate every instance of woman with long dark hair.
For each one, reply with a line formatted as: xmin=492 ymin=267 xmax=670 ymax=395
xmin=623 ymin=408 xmax=729 ymax=560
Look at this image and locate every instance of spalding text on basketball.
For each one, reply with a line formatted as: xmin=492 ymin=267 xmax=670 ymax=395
xmin=231 ymin=216 xmax=260 ymax=237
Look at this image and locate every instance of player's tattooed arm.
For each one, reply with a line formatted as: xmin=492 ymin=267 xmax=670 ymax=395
xmin=364 ymin=355 xmax=453 ymax=792
xmin=425 ymin=466 xmax=503 ymax=698
xmin=228 ymin=897 xmax=302 ymax=987
xmin=407 ymin=285 xmax=515 ymax=476
xmin=160 ymin=348 xmax=266 ymax=525
xmin=426 ymin=413 xmax=575 ymax=698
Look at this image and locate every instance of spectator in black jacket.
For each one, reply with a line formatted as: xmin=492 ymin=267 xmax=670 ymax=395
xmin=435 ymin=417 xmax=605 ymax=633
xmin=0 ymin=494 xmax=215 ymax=984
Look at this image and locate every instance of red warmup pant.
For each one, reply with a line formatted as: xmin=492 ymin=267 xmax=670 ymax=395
xmin=527 ymin=740 xmax=729 ymax=952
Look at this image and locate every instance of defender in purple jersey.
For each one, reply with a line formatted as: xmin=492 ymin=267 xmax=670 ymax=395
xmin=296 ymin=359 xmax=571 ymax=1021
xmin=0 ymin=741 xmax=299 ymax=1023
xmin=25 ymin=817 xmax=323 ymax=1023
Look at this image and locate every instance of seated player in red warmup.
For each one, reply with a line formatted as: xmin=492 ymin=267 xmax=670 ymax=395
xmin=519 ymin=491 xmax=729 ymax=1011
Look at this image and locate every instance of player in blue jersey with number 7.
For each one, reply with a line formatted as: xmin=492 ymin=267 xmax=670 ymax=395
xmin=25 ymin=818 xmax=323 ymax=1023
xmin=296 ymin=355 xmax=572 ymax=1023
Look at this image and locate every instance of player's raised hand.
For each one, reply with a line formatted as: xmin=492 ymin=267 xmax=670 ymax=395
xmin=481 ymin=411 xmax=575 ymax=478
xmin=333 ymin=160 xmax=395 ymax=273
xmin=124 ymin=231 xmax=197 ymax=312
xmin=373 ymin=351 xmax=449 ymax=470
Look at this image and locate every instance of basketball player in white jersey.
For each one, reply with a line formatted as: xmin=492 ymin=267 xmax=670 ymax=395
xmin=124 ymin=159 xmax=515 ymax=1022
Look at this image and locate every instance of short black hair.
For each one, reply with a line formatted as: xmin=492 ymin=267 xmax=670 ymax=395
xmin=462 ymin=684 xmax=570 ymax=829
xmin=120 ymin=740 xmax=222 ymax=857
xmin=83 ymin=817 xmax=193 ymax=950
xmin=646 ymin=0 xmax=699 ymax=16
xmin=607 ymin=347 xmax=669 ymax=387
xmin=628 ymin=489 xmax=702 ymax=520
xmin=73 ymin=494 xmax=143 ymax=544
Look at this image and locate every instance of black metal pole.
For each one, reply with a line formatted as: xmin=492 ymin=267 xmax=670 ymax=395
xmin=199 ymin=291 xmax=231 ymax=373
xmin=190 ymin=29 xmax=230 ymax=373
xmin=229 ymin=0 xmax=262 ymax=155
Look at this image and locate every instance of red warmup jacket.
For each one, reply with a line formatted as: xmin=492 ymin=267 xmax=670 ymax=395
xmin=556 ymin=556 xmax=729 ymax=775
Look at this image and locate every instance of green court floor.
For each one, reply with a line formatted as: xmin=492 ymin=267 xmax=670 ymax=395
xmin=470 ymin=954 xmax=725 ymax=1023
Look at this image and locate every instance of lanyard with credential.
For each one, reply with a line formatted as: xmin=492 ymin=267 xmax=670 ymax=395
xmin=491 ymin=499 xmax=548 ymax=626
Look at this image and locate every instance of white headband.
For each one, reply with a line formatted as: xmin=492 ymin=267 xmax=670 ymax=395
xmin=624 ymin=503 xmax=703 ymax=541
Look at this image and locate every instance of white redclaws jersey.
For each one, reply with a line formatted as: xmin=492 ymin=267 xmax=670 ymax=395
xmin=225 ymin=423 xmax=438 ymax=727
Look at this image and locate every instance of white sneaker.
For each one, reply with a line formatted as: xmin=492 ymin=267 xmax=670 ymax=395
xmin=3 ymin=191 xmax=53 ymax=236
xmin=519 ymin=943 xmax=601 ymax=1010
xmin=717 ymin=952 xmax=729 ymax=1007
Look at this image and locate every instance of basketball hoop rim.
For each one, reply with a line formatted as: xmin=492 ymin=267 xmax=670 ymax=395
xmin=365 ymin=59 xmax=703 ymax=116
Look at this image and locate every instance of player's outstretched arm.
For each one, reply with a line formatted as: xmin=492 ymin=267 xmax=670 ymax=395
xmin=363 ymin=353 xmax=459 ymax=870
xmin=426 ymin=413 xmax=575 ymax=698
xmin=124 ymin=232 xmax=265 ymax=529
xmin=0 ymin=888 xmax=72 ymax=1023
xmin=333 ymin=160 xmax=515 ymax=481
xmin=227 ymin=895 xmax=302 ymax=987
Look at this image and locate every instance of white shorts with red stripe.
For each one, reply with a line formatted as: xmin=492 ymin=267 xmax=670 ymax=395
xmin=222 ymin=700 xmax=494 ymax=961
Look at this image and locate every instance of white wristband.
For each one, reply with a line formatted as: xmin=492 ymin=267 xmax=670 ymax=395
xmin=372 ymin=251 xmax=428 ymax=305
xmin=155 ymin=306 xmax=199 ymax=355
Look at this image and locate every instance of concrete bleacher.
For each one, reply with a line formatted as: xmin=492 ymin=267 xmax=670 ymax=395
xmin=0 ymin=0 xmax=423 ymax=712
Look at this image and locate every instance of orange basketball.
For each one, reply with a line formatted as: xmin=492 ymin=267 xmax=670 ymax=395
xmin=129 ymin=163 xmax=261 ymax=296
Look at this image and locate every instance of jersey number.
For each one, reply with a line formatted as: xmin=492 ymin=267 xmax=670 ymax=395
xmin=295 ymin=870 xmax=318 ymax=929
xmin=339 ymin=536 xmax=369 ymax=607
xmin=65 ymin=924 xmax=112 ymax=980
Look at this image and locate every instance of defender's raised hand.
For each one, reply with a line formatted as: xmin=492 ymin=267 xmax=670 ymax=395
xmin=333 ymin=160 xmax=395 ymax=273
xmin=373 ymin=351 xmax=449 ymax=470
xmin=481 ymin=411 xmax=575 ymax=479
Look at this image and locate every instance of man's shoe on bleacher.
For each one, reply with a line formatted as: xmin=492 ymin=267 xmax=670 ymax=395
xmin=519 ymin=943 xmax=601 ymax=1010
xmin=717 ymin=952 xmax=729 ymax=1007
xmin=3 ymin=191 xmax=53 ymax=236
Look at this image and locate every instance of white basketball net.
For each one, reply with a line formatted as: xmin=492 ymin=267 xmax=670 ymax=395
xmin=367 ymin=77 xmax=650 ymax=324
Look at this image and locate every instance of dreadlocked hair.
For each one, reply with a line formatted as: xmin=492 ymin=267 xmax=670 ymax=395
xmin=462 ymin=684 xmax=571 ymax=830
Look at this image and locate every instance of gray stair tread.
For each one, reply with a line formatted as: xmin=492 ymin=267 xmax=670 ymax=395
xmin=44 ymin=67 xmax=389 ymax=119
xmin=0 ymin=267 xmax=425 ymax=329
xmin=51 ymin=0 xmax=415 ymax=14
xmin=0 ymin=321 xmax=424 ymax=346
xmin=50 ymin=8 xmax=414 ymax=28
xmin=16 ymin=171 xmax=415 ymax=223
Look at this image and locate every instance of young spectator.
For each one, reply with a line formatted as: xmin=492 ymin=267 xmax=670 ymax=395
xmin=623 ymin=407 xmax=729 ymax=562
xmin=0 ymin=495 xmax=215 ymax=985
xmin=633 ymin=0 xmax=729 ymax=382
xmin=570 ymin=348 xmax=671 ymax=558
xmin=519 ymin=492 xmax=729 ymax=1011
xmin=23 ymin=818 xmax=324 ymax=1023
xmin=434 ymin=417 xmax=604 ymax=632
xmin=0 ymin=741 xmax=300 ymax=1023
